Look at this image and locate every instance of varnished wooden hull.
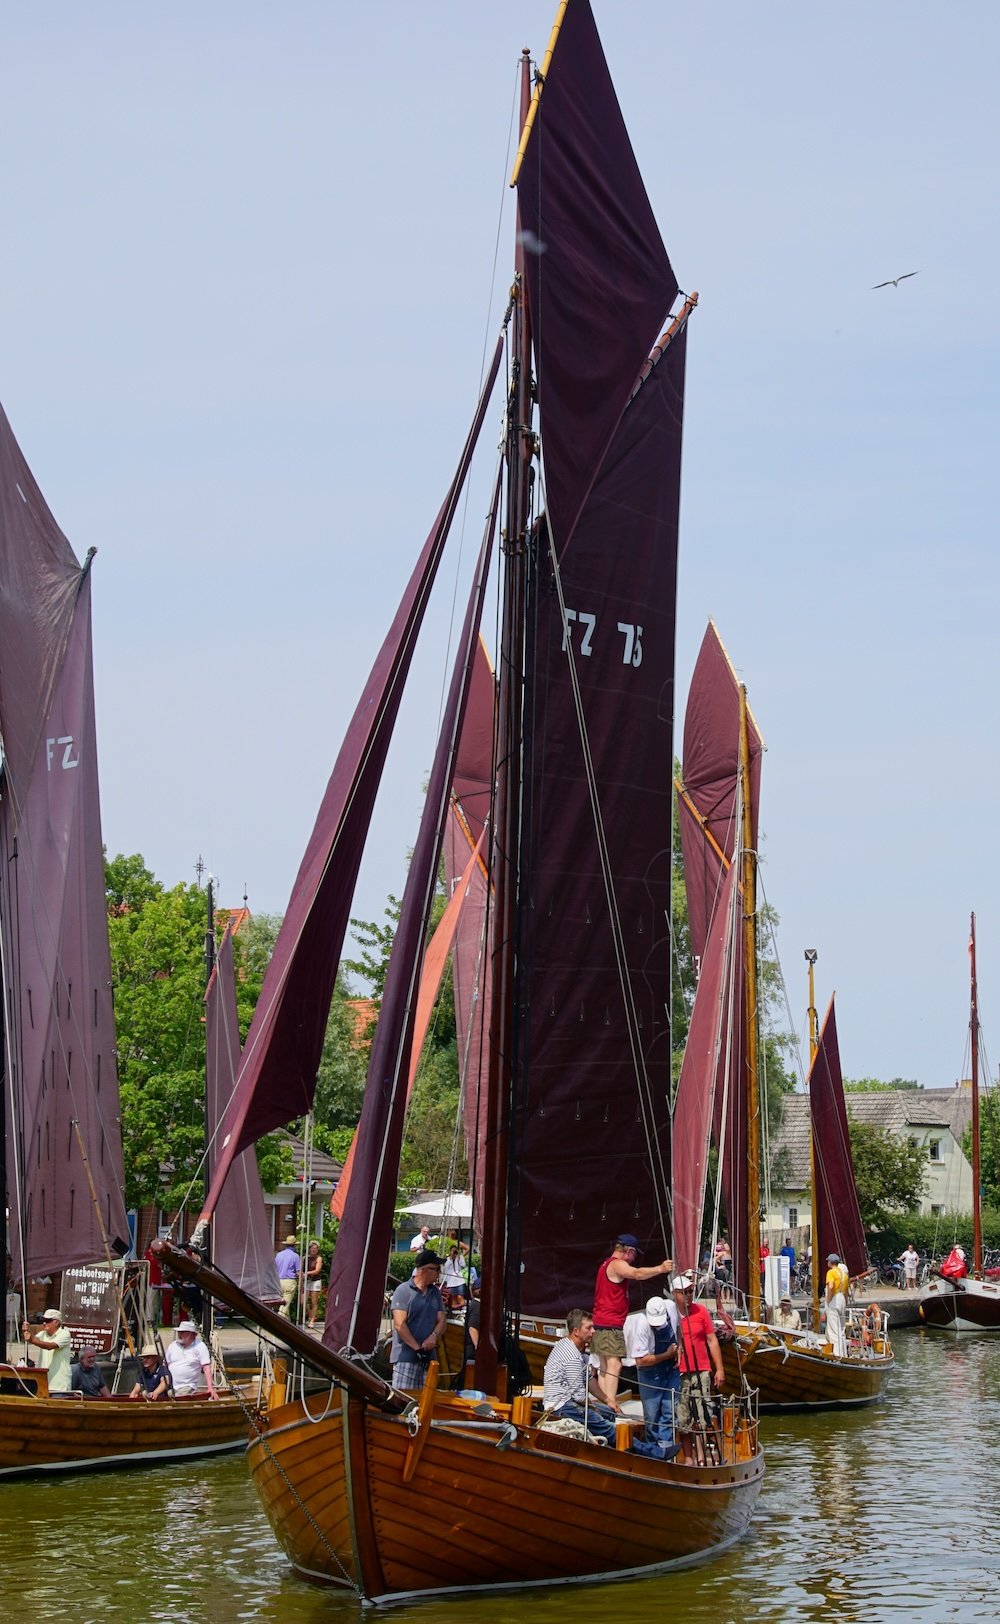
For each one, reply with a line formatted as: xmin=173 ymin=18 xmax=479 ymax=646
xmin=248 ymin=1388 xmax=763 ymax=1602
xmin=920 ymin=1277 xmax=1000 ymax=1332
xmin=719 ymin=1325 xmax=892 ymax=1410
xmin=0 ymin=1387 xmax=255 ymax=1477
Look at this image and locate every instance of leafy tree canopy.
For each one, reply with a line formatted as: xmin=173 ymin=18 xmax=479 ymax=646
xmin=844 ymin=1077 xmax=921 ymax=1092
xmin=847 ymin=1116 xmax=927 ymax=1227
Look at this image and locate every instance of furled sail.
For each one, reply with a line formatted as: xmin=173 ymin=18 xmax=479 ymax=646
xmin=0 ymin=405 xmax=127 ymax=1278
xmin=808 ymin=996 xmax=867 ymax=1278
xmin=510 ymin=323 xmax=688 ymax=1315
xmin=200 ymin=341 xmax=503 ymax=1223
xmin=205 ymin=926 xmax=282 ymax=1304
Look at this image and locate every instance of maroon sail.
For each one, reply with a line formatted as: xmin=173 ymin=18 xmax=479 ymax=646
xmin=325 ymin=484 xmax=499 ymax=1353
xmin=206 ymin=927 xmax=282 ymax=1304
xmin=510 ymin=321 xmax=688 ymax=1315
xmin=445 ymin=807 xmax=491 ymax=1233
xmin=0 ymin=403 xmax=127 ymax=1278
xmin=677 ymin=622 xmax=763 ymax=1299
xmin=671 ymin=861 xmax=740 ymax=1275
xmin=809 ymin=997 xmax=867 ymax=1278
xmin=678 ymin=621 xmax=762 ymax=964
xmin=516 ymin=0 xmax=678 ymax=554
xmin=200 ymin=340 xmax=503 ymax=1223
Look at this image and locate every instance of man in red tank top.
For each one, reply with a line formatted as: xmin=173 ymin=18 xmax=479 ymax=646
xmin=592 ymin=1234 xmax=673 ymax=1405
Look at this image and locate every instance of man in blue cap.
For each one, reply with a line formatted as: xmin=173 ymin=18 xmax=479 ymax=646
xmin=592 ymin=1233 xmax=673 ymax=1406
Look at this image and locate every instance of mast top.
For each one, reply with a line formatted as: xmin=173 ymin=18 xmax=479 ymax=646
xmin=509 ymin=2 xmax=569 ymax=186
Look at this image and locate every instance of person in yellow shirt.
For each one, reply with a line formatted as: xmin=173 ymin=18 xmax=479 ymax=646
xmin=825 ymin=1252 xmax=849 ymax=1357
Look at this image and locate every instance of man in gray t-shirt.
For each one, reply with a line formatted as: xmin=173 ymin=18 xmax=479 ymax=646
xmin=389 ymin=1252 xmax=445 ymax=1391
xmin=542 ymin=1309 xmax=618 ymax=1444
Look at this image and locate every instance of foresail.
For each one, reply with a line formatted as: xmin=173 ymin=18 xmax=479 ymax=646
xmin=0 ymin=559 xmax=127 ymax=1277
xmin=516 ymin=0 xmax=678 ymax=555
xmin=511 ymin=324 xmax=687 ymax=1315
xmin=809 ymin=997 xmax=867 ymax=1277
xmin=325 ymin=476 xmax=500 ymax=1353
xmin=200 ymin=340 xmax=503 ymax=1222
xmin=206 ymin=927 xmax=282 ymax=1304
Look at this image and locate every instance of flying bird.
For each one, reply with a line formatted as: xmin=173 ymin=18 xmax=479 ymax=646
xmin=872 ymin=271 xmax=919 ymax=289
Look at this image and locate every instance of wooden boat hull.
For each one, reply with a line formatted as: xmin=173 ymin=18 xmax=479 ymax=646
xmin=919 ymin=1277 xmax=1000 ymax=1332
xmin=248 ymin=1388 xmax=763 ymax=1602
xmin=719 ymin=1325 xmax=892 ymax=1410
xmin=0 ymin=1376 xmax=255 ymax=1477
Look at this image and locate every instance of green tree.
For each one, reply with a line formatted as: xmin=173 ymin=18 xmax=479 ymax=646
xmin=847 ymin=1117 xmax=927 ymax=1227
xmin=844 ymin=1077 xmax=921 ymax=1092
xmin=108 ymin=856 xmax=210 ymax=1209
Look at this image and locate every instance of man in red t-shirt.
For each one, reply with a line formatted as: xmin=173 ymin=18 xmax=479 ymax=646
xmin=672 ymin=1272 xmax=725 ymax=1464
xmin=592 ymin=1234 xmax=673 ymax=1405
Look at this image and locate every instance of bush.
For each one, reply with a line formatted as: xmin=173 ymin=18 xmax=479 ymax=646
xmin=868 ymin=1210 xmax=1000 ymax=1258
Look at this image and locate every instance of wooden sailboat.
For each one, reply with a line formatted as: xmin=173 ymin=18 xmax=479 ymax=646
xmin=920 ymin=914 xmax=1000 ymax=1332
xmin=0 ymin=404 xmax=256 ymax=1475
xmin=159 ymin=1 xmax=763 ymax=1600
xmin=675 ymin=624 xmax=893 ymax=1409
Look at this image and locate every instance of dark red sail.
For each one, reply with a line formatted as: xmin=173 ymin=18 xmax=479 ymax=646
xmin=510 ymin=321 xmax=688 ymax=1315
xmin=0 ymin=403 xmax=128 ymax=1277
xmin=678 ymin=621 xmax=762 ymax=964
xmin=677 ymin=622 xmax=763 ymax=1299
xmin=671 ymin=861 xmax=741 ymax=1275
xmin=809 ymin=997 xmax=867 ymax=1278
xmin=200 ymin=341 xmax=503 ymax=1222
xmin=325 ymin=485 xmax=499 ymax=1353
xmin=516 ymin=0 xmax=677 ymax=555
xmin=206 ymin=927 xmax=282 ymax=1304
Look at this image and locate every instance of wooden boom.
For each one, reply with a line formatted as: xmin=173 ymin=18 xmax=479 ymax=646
xmin=150 ymin=1240 xmax=409 ymax=1414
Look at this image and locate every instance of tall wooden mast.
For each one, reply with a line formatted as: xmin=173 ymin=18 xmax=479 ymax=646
xmin=970 ymin=913 xmax=983 ymax=1275
xmin=739 ymin=686 xmax=762 ymax=1321
xmin=476 ymin=47 xmax=535 ymax=1393
xmin=805 ymin=948 xmax=821 ymax=1326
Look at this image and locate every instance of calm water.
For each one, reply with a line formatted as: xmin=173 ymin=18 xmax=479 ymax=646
xmin=1 ymin=1331 xmax=996 ymax=1622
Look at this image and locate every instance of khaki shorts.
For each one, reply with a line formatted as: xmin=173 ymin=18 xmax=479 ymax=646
xmin=677 ymin=1369 xmax=717 ymax=1431
xmin=591 ymin=1326 xmax=627 ymax=1359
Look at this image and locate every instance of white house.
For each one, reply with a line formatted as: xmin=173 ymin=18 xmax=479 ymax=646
xmin=765 ymin=1086 xmax=974 ymax=1232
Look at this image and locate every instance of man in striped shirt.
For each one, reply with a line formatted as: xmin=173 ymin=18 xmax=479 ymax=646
xmin=542 ymin=1309 xmax=619 ymax=1445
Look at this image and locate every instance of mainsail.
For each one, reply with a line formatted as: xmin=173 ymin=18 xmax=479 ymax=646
xmin=0 ymin=405 xmax=127 ymax=1278
xmin=808 ymin=996 xmax=867 ymax=1278
xmin=205 ymin=925 xmax=282 ymax=1303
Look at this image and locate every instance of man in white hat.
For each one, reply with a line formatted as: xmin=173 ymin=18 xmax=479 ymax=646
xmin=21 ymin=1307 xmax=72 ymax=1394
xmin=623 ymin=1295 xmax=681 ymax=1459
xmin=128 ymin=1344 xmax=170 ymax=1401
xmin=165 ymin=1321 xmax=218 ymax=1398
xmin=274 ymin=1233 xmax=301 ymax=1318
xmin=824 ymin=1252 xmax=849 ymax=1357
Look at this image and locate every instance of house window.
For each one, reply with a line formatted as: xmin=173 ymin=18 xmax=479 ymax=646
xmin=908 ymin=1136 xmax=918 ymax=1150
xmin=929 ymin=1139 xmax=942 ymax=1162
xmin=931 ymin=1204 xmax=945 ymax=1216
xmin=786 ymin=1207 xmax=798 ymax=1229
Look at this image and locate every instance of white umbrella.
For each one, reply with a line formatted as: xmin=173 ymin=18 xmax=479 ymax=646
xmin=400 ymin=1192 xmax=473 ymax=1221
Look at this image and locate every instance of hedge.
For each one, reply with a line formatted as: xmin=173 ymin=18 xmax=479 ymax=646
xmin=868 ymin=1210 xmax=1000 ymax=1258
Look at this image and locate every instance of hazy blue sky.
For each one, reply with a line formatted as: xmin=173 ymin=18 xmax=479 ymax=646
xmin=2 ymin=3 xmax=997 ymax=1090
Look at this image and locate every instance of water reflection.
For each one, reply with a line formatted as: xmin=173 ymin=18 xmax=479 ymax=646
xmin=0 ymin=1333 xmax=998 ymax=1622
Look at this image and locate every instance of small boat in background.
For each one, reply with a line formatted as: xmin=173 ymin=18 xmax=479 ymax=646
xmin=920 ymin=915 xmax=1000 ymax=1332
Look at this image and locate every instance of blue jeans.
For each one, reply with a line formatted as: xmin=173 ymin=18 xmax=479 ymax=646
xmin=637 ymin=1366 xmax=681 ymax=1455
xmin=556 ymin=1398 xmax=617 ymax=1444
